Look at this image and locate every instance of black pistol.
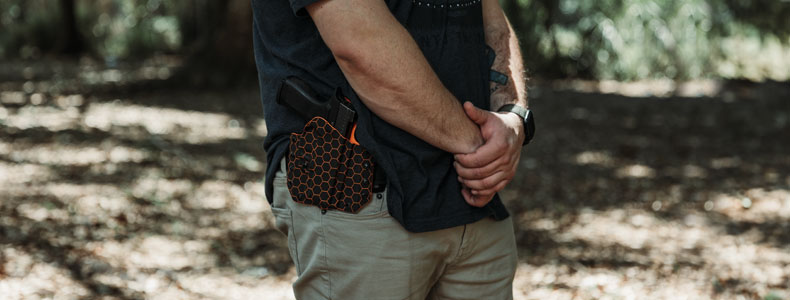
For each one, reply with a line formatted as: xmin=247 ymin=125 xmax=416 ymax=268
xmin=277 ymin=76 xmax=387 ymax=193
xmin=276 ymin=76 xmax=356 ymax=138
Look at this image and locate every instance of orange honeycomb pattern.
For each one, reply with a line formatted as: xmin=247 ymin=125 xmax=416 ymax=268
xmin=287 ymin=117 xmax=375 ymax=213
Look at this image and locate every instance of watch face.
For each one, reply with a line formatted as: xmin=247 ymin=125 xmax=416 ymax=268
xmin=524 ymin=110 xmax=535 ymax=143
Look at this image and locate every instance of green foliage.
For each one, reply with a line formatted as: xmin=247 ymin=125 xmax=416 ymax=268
xmin=507 ymin=0 xmax=790 ymax=80
xmin=763 ymin=292 xmax=783 ymax=300
xmin=0 ymin=0 xmax=63 ymax=59
xmin=75 ymin=0 xmax=185 ymax=60
xmin=1 ymin=0 xmax=789 ymax=80
xmin=0 ymin=0 xmax=187 ymax=60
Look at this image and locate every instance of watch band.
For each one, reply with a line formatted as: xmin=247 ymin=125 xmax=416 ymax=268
xmin=497 ymin=104 xmax=528 ymax=120
xmin=497 ymin=104 xmax=534 ymax=146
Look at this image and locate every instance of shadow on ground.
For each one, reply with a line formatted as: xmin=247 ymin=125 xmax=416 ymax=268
xmin=1 ymin=61 xmax=789 ymax=299
xmin=504 ymin=83 xmax=790 ymax=298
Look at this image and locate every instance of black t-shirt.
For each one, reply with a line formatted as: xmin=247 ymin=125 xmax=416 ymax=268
xmin=252 ymin=0 xmax=509 ymax=232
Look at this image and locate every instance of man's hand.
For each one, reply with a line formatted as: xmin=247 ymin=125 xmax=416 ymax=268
xmin=458 ymin=0 xmax=527 ymax=207
xmin=455 ymin=102 xmax=524 ymax=207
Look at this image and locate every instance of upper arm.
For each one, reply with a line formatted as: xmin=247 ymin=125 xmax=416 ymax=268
xmin=482 ymin=0 xmax=509 ymax=38
xmin=306 ymin=0 xmax=402 ymax=61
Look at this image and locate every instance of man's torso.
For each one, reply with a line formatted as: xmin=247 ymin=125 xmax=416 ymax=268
xmin=252 ymin=0 xmax=509 ymax=232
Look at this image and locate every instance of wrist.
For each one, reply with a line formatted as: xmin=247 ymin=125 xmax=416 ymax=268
xmin=465 ymin=133 xmax=485 ymax=154
xmin=500 ymin=111 xmax=525 ymax=143
xmin=496 ymin=103 xmax=534 ymax=145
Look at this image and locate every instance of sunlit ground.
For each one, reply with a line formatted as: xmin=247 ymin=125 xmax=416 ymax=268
xmin=1 ymin=60 xmax=789 ymax=299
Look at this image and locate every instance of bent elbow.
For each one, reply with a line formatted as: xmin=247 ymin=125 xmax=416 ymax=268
xmin=328 ymin=40 xmax=371 ymax=74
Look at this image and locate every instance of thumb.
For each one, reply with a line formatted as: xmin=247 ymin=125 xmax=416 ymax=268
xmin=463 ymin=101 xmax=488 ymax=125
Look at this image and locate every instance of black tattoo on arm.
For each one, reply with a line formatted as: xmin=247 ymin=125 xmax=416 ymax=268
xmin=489 ymin=69 xmax=508 ymax=94
xmin=483 ymin=6 xmax=527 ymax=110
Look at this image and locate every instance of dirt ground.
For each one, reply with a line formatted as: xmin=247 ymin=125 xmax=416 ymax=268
xmin=1 ymin=59 xmax=789 ymax=299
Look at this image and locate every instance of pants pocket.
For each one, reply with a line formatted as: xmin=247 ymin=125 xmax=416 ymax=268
xmin=271 ymin=164 xmax=300 ymax=272
xmin=271 ymin=158 xmax=291 ymax=231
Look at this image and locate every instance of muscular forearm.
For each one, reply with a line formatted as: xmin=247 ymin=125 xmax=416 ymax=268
xmin=306 ymin=0 xmax=483 ymax=154
xmin=453 ymin=0 xmax=527 ymax=206
xmin=482 ymin=0 xmax=527 ymax=110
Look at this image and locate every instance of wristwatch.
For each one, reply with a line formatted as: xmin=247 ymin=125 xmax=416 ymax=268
xmin=497 ymin=104 xmax=535 ymax=145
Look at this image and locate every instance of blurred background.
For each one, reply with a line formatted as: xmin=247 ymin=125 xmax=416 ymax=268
xmin=0 ymin=0 xmax=788 ymax=299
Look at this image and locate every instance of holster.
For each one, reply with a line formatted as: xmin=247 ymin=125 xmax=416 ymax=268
xmin=287 ymin=116 xmax=376 ymax=213
xmin=278 ymin=77 xmax=386 ymax=213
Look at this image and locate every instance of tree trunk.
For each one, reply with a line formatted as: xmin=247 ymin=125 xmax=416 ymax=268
xmin=172 ymin=0 xmax=255 ymax=87
xmin=59 ymin=0 xmax=84 ymax=55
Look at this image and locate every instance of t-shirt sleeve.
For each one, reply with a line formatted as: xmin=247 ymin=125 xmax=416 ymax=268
xmin=289 ymin=0 xmax=323 ymax=17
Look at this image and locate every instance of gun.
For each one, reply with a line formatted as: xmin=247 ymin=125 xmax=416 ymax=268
xmin=276 ymin=76 xmax=356 ymax=138
xmin=277 ymin=76 xmax=386 ymax=192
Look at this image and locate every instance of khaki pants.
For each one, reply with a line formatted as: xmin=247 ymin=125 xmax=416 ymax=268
xmin=270 ymin=159 xmax=517 ymax=300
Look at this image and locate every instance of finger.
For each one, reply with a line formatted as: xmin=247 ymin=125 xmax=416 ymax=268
xmin=468 ymin=192 xmax=495 ymax=207
xmin=454 ymin=159 xmax=504 ymax=180
xmin=466 ymin=194 xmax=493 ymax=207
xmin=463 ymin=101 xmax=488 ymax=125
xmin=455 ymin=139 xmax=506 ymax=168
xmin=470 ymin=179 xmax=509 ymax=196
xmin=460 ymin=171 xmax=507 ymax=190
xmin=461 ymin=188 xmax=483 ymax=207
xmin=470 ymin=188 xmax=495 ymax=198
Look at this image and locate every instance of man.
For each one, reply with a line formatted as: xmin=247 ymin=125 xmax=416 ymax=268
xmin=252 ymin=0 xmax=533 ymax=297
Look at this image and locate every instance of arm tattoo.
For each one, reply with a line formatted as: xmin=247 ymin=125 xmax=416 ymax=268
xmin=487 ymin=47 xmax=510 ymax=99
xmin=490 ymin=69 xmax=508 ymax=94
xmin=483 ymin=12 xmax=526 ymax=110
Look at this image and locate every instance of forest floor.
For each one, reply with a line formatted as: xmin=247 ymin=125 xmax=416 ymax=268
xmin=1 ymin=58 xmax=789 ymax=299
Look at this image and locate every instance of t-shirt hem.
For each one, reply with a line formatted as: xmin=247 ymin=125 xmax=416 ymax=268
xmin=399 ymin=206 xmax=510 ymax=233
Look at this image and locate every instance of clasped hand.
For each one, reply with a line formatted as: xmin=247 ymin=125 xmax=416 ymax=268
xmin=455 ymin=102 xmax=524 ymax=207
